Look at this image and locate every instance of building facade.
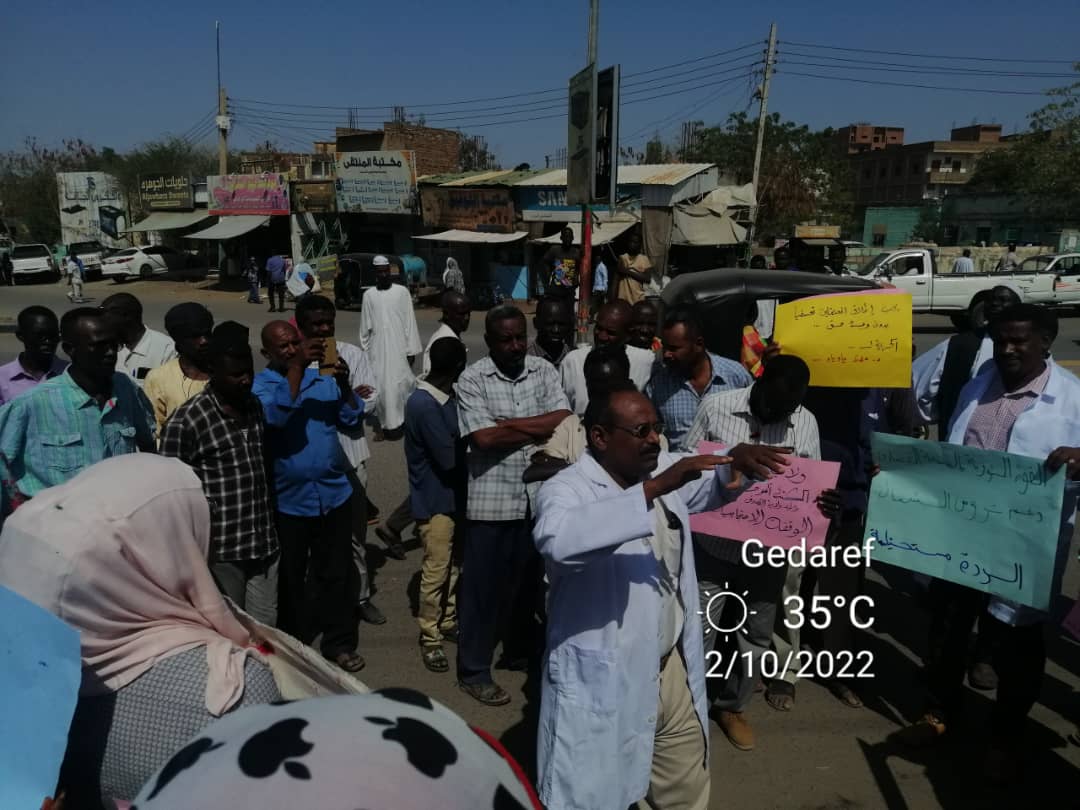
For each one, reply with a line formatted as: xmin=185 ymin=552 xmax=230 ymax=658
xmin=835 ymin=124 xmax=904 ymax=155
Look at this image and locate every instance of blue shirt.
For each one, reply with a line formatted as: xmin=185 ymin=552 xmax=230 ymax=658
xmin=592 ymin=260 xmax=608 ymax=293
xmin=0 ymin=370 xmax=155 ymax=508
xmin=266 ymin=255 xmax=286 ymax=285
xmin=253 ymin=367 xmax=362 ymax=517
xmin=645 ymin=352 xmax=753 ymax=450
xmin=404 ymin=382 xmax=464 ymax=520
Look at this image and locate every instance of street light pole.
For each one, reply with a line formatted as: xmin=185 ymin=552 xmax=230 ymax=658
xmin=578 ymin=0 xmax=599 ymax=347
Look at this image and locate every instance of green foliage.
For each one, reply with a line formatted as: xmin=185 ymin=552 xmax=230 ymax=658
xmin=0 ymin=137 xmax=232 ymax=244
xmin=683 ymin=112 xmax=856 ymax=241
xmin=911 ymin=202 xmax=943 ymax=243
xmin=970 ymin=64 xmax=1080 ymax=223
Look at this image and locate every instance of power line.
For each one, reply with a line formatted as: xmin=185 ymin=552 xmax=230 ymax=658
xmin=781 ymin=40 xmax=1079 ymax=65
xmin=779 ymin=71 xmax=1051 ymax=96
xmin=622 ymin=40 xmax=762 ymax=78
xmin=778 ymin=56 xmax=1078 ymax=80
xmin=176 ymin=109 xmax=217 ymax=143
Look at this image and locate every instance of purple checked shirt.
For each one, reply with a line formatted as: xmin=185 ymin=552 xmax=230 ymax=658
xmin=0 ymin=356 xmax=69 ymax=405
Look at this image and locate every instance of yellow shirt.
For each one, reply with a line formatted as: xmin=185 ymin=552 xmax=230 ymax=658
xmin=143 ymin=358 xmax=209 ymax=430
xmin=615 ymin=253 xmax=653 ymax=305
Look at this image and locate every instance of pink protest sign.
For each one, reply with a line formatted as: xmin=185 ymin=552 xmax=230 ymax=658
xmin=689 ymin=441 xmax=840 ymax=549
xmin=1063 ymin=599 xmax=1080 ymax=641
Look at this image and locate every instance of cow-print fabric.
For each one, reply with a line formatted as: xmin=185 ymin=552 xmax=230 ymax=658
xmin=130 ymin=689 xmax=541 ymax=809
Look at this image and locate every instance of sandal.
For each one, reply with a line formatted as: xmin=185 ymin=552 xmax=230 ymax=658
xmin=421 ymin=645 xmax=449 ymax=673
xmin=765 ymin=679 xmax=795 ymax=712
xmin=331 ymin=651 xmax=366 ymax=673
xmin=458 ymin=681 xmax=511 ymax=706
xmin=827 ymin=680 xmax=863 ymax=709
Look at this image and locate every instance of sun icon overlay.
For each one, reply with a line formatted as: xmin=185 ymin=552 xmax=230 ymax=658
xmin=698 ymin=582 xmax=758 ymax=642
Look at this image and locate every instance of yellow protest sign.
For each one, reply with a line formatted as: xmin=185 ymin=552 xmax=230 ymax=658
xmin=773 ymin=291 xmax=912 ymax=387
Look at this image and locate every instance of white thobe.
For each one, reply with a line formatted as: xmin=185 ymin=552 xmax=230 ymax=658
xmin=359 ymin=284 xmax=421 ymax=430
xmin=560 ymin=344 xmax=657 ymax=415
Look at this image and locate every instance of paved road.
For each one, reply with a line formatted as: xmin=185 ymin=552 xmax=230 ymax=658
xmin=1 ymin=276 xmax=1077 ymax=808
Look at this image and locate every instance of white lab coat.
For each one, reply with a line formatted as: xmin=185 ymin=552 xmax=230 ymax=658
xmin=911 ymin=333 xmax=994 ymax=424
xmin=358 ymin=284 xmax=421 ymax=430
xmin=560 ymin=344 xmax=657 ymax=415
xmin=949 ymin=360 xmax=1080 ymax=625
xmin=533 ymin=450 xmax=741 ymax=810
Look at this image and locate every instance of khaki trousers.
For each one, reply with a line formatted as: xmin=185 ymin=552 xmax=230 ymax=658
xmin=417 ymin=514 xmax=459 ymax=645
xmin=640 ymin=648 xmax=710 ymax=810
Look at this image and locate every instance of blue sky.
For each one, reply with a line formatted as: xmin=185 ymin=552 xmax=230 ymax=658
xmin=2 ymin=0 xmax=1076 ymax=168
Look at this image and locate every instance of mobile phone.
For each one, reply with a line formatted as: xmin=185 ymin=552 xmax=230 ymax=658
xmin=319 ymin=337 xmax=339 ymax=375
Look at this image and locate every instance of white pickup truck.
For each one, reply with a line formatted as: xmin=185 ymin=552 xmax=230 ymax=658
xmin=852 ymin=248 xmax=1054 ymax=329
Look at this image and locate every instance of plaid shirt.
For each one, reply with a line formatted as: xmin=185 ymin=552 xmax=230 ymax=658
xmin=457 ymin=355 xmax=569 ymax=521
xmin=159 ymin=386 xmax=279 ymax=562
xmin=527 ymin=339 xmax=570 ymax=368
xmin=962 ymin=364 xmax=1051 ymax=452
xmin=646 ymin=352 xmax=753 ymax=451
xmin=0 ymin=370 xmax=155 ymax=511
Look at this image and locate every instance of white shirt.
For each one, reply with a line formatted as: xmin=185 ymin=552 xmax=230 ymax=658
xmin=911 ymin=334 xmax=994 ymax=424
xmin=311 ymin=340 xmax=376 ymax=468
xmin=951 ymin=256 xmax=975 ymax=274
xmin=116 ymin=327 xmax=176 ymax=388
xmin=421 ymin=322 xmax=465 ymax=379
xmin=560 ymin=343 xmax=657 ymax=415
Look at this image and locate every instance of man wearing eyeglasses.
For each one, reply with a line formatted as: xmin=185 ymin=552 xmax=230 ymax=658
xmin=533 ymin=384 xmax=789 ymax=810
xmin=682 ymin=354 xmax=839 ymax=751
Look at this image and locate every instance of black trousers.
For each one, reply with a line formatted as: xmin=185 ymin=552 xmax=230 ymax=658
xmin=277 ymin=500 xmax=359 ymax=658
xmin=456 ymin=519 xmax=537 ymax=685
xmin=268 ymin=281 xmax=286 ymax=310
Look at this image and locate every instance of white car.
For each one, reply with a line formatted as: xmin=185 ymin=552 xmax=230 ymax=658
xmin=1017 ymin=253 xmax=1080 ymax=307
xmin=10 ymin=243 xmax=60 ymax=284
xmin=101 ymin=245 xmax=189 ymax=281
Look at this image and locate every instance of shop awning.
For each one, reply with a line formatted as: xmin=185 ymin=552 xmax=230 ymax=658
xmin=186 ymin=215 xmax=270 ymax=240
xmin=412 ymin=229 xmax=528 ymax=244
xmin=124 ymin=210 xmax=212 ymax=232
xmin=671 ymin=209 xmax=747 ymax=246
xmin=533 ymin=220 xmax=636 ymax=246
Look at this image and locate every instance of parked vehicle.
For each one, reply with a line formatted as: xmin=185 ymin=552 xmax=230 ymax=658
xmin=67 ymin=240 xmax=108 ymax=280
xmin=101 ymin=245 xmax=189 ymax=281
xmin=661 ymin=267 xmax=882 ymax=362
xmin=10 ymin=243 xmax=60 ymax=284
xmin=1016 ymin=253 xmax=1080 ymax=308
xmin=852 ymin=248 xmax=1054 ymax=329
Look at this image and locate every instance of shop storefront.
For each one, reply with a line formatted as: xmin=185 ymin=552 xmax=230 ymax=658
xmin=188 ymin=174 xmax=291 ymax=276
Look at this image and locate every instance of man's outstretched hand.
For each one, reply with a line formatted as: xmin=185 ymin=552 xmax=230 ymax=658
xmin=729 ymin=444 xmax=792 ymax=481
xmin=644 ymin=455 xmax=731 ymax=504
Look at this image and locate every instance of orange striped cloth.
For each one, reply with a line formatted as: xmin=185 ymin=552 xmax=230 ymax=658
xmin=741 ymin=324 xmax=766 ymax=378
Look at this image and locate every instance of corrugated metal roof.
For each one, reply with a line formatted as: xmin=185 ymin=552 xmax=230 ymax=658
xmin=512 ymin=164 xmax=715 ymax=187
xmin=417 ymin=169 xmax=552 ymax=187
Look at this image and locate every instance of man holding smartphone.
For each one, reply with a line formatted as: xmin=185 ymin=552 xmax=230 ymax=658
xmin=294 ymin=295 xmax=385 ymax=627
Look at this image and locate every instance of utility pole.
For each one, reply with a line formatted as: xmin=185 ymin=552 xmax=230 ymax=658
xmin=746 ymin=22 xmax=777 ymax=253
xmin=215 ymin=22 xmax=229 ymax=175
xmin=578 ymin=0 xmax=599 ymax=347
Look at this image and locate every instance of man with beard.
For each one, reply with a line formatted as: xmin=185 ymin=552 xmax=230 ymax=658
xmin=454 ymin=305 xmax=570 ymax=705
xmin=359 ymin=255 xmax=421 ymax=436
xmin=0 ymin=308 xmax=155 ymax=514
xmin=144 ymin=303 xmax=214 ymax=431
xmin=646 ymin=307 xmax=753 ymax=451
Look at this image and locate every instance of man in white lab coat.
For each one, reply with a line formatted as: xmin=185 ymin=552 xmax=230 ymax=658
xmin=359 ymin=255 xmax=421 ymax=434
xmin=533 ymin=385 xmax=790 ymax=810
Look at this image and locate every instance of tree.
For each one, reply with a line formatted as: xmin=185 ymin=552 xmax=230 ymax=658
xmin=970 ymin=64 xmax=1080 ymax=223
xmin=459 ymin=134 xmax=498 ymax=172
xmin=684 ymin=112 xmax=856 ymax=240
xmin=911 ymin=201 xmax=943 ymax=243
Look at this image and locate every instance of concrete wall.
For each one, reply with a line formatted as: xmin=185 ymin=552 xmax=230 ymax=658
xmin=846 ymin=244 xmax=1051 ymax=273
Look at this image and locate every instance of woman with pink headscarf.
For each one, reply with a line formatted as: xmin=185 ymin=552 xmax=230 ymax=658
xmin=0 ymin=455 xmax=280 ymax=808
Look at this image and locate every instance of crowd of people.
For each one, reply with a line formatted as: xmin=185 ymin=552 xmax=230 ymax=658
xmin=0 ymin=250 xmax=1076 ymax=807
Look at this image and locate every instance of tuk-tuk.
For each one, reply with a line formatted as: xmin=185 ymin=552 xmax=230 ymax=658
xmin=661 ymin=267 xmax=881 ymax=361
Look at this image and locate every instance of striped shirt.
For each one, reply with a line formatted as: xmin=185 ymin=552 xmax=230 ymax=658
xmin=456 ymin=355 xmax=569 ymax=521
xmin=0 ymin=370 xmax=156 ymax=508
xmin=684 ymin=385 xmax=821 ymax=562
xmin=646 ymin=352 xmax=753 ymax=451
xmin=962 ymin=364 xmax=1050 ymax=452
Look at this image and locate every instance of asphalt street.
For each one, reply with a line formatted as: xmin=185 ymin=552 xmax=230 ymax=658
xmin=1 ymin=275 xmax=1077 ymax=809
